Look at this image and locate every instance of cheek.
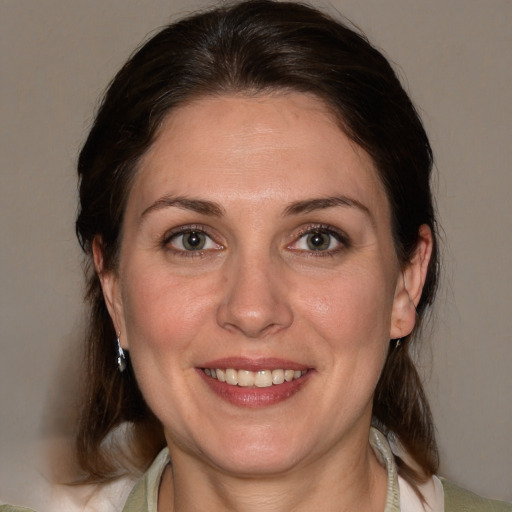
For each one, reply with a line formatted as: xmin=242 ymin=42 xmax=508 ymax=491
xmin=297 ymin=267 xmax=396 ymax=348
xmin=118 ymin=265 xmax=221 ymax=419
xmin=120 ymin=265 xmax=218 ymax=354
xmin=290 ymin=268 xmax=395 ymax=429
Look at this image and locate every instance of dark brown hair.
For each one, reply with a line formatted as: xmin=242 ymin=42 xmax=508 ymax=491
xmin=76 ymin=0 xmax=439 ymax=487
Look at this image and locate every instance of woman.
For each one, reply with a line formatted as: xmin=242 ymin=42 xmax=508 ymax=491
xmin=2 ymin=1 xmax=509 ymax=511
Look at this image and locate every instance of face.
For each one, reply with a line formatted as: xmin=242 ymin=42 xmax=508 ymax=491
xmin=99 ymin=93 xmax=422 ymax=476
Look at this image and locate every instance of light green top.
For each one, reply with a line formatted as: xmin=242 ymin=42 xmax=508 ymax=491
xmin=0 ymin=508 xmax=35 ymax=512
xmin=440 ymin=479 xmax=511 ymax=512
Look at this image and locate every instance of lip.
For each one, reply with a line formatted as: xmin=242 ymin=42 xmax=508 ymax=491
xmin=200 ymin=357 xmax=309 ymax=372
xmin=197 ymin=358 xmax=313 ymax=408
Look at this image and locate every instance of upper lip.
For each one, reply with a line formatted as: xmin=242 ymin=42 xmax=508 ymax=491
xmin=199 ymin=357 xmax=310 ymax=372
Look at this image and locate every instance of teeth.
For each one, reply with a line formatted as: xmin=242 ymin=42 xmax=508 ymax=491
xmin=238 ymin=370 xmax=255 ymax=387
xmin=225 ymin=368 xmax=238 ymax=386
xmin=254 ymin=370 xmax=272 ymax=387
xmin=272 ymin=369 xmax=285 ymax=385
xmin=204 ymin=367 xmax=308 ymax=387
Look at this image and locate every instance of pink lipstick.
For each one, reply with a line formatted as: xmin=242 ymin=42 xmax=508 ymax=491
xmin=197 ymin=357 xmax=312 ymax=408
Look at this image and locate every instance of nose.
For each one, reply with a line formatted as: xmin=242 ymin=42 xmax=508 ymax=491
xmin=216 ymin=254 xmax=294 ymax=339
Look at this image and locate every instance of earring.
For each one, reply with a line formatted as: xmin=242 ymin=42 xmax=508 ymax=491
xmin=116 ymin=332 xmax=127 ymax=372
xmin=394 ymin=338 xmax=402 ymax=349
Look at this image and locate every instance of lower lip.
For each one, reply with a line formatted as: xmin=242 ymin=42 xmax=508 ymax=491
xmin=197 ymin=369 xmax=312 ymax=408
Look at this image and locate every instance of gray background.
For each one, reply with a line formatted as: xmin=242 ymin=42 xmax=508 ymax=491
xmin=1 ymin=0 xmax=511 ymax=508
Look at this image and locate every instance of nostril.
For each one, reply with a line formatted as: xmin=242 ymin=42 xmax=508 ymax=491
xmin=216 ymin=299 xmax=293 ymax=338
xmin=216 ymin=261 xmax=294 ymax=337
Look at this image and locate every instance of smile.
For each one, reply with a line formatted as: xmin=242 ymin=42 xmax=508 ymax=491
xmin=203 ymin=368 xmax=308 ymax=387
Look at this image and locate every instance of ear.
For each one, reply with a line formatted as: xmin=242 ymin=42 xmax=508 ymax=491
xmin=390 ymin=224 xmax=433 ymax=339
xmin=92 ymin=237 xmax=128 ymax=349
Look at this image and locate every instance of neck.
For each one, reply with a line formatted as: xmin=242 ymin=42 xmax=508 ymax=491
xmin=158 ymin=431 xmax=388 ymax=512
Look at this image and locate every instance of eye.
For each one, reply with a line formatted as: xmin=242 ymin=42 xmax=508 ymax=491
xmin=303 ymin=232 xmax=335 ymax=251
xmin=289 ymin=226 xmax=347 ymax=254
xmin=167 ymin=229 xmax=221 ymax=252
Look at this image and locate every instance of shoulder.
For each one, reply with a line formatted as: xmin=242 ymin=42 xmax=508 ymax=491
xmin=0 ymin=507 xmax=36 ymax=512
xmin=441 ymin=478 xmax=512 ymax=512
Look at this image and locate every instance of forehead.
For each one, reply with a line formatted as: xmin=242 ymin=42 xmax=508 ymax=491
xmin=131 ymin=92 xmax=389 ymax=218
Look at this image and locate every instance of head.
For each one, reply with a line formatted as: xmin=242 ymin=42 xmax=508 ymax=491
xmin=76 ymin=0 xmax=438 ymax=485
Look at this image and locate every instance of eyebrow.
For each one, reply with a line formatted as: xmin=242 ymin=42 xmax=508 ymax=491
xmin=283 ymin=196 xmax=371 ymax=218
xmin=140 ymin=196 xmax=225 ymax=220
xmin=140 ymin=194 xmax=371 ymax=222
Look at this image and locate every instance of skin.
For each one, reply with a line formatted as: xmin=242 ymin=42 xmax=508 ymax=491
xmin=95 ymin=92 xmax=432 ymax=512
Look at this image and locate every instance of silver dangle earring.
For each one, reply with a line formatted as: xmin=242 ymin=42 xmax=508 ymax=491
xmin=394 ymin=338 xmax=402 ymax=349
xmin=116 ymin=332 xmax=127 ymax=372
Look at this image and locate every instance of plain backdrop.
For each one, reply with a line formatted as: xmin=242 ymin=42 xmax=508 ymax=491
xmin=1 ymin=0 xmax=511 ymax=508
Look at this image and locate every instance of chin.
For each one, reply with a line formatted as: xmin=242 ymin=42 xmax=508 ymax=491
xmin=198 ymin=426 xmax=315 ymax=476
xmin=210 ymin=449 xmax=306 ymax=477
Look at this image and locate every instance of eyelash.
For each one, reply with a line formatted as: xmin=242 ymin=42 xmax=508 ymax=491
xmin=161 ymin=223 xmax=349 ymax=258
